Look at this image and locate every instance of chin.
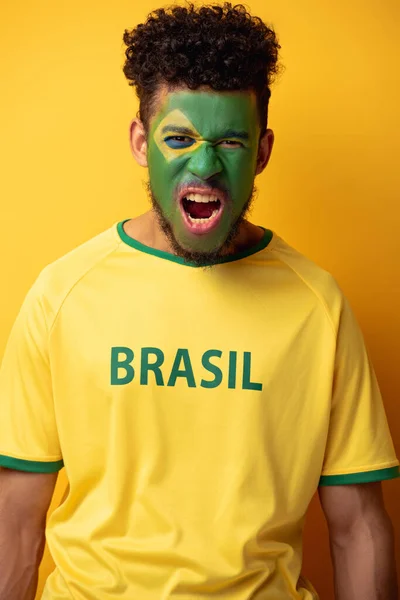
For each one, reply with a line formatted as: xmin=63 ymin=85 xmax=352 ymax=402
xmin=174 ymin=238 xmax=225 ymax=263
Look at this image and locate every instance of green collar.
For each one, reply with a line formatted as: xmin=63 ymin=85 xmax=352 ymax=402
xmin=117 ymin=220 xmax=273 ymax=268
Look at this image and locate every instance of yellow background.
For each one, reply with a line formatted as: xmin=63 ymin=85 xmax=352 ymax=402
xmin=1 ymin=0 xmax=399 ymax=597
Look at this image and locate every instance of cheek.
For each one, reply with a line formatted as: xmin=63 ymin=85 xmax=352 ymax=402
xmin=149 ymin=140 xmax=186 ymax=178
xmin=222 ymin=152 xmax=257 ymax=196
xmin=148 ymin=148 xmax=174 ymax=194
xmin=147 ymin=151 xmax=187 ymax=216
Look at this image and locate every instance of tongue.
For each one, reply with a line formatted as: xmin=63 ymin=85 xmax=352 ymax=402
xmin=184 ymin=199 xmax=218 ymax=219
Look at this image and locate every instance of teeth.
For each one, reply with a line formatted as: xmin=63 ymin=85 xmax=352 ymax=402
xmin=185 ymin=193 xmax=219 ymax=203
xmin=188 ymin=209 xmax=219 ymax=224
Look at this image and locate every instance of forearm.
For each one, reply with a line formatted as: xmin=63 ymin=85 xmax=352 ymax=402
xmin=330 ymin=516 xmax=398 ymax=600
xmin=0 ymin=520 xmax=45 ymax=600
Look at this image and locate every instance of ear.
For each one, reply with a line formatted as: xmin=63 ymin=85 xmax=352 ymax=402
xmin=255 ymin=129 xmax=274 ymax=175
xmin=129 ymin=118 xmax=148 ymax=167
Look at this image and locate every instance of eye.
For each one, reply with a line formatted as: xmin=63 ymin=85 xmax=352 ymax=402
xmin=164 ymin=136 xmax=195 ymax=149
xmin=218 ymin=140 xmax=244 ymax=148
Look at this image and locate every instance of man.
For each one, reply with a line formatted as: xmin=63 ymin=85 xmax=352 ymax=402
xmin=0 ymin=3 xmax=398 ymax=599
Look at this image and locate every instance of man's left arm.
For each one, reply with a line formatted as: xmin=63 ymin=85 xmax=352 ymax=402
xmin=319 ymin=481 xmax=398 ymax=600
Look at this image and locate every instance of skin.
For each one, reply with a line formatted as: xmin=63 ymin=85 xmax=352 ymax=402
xmin=128 ymin=84 xmax=274 ymax=260
xmin=0 ymin=468 xmax=58 ymax=600
xmin=319 ymin=482 xmax=398 ymax=600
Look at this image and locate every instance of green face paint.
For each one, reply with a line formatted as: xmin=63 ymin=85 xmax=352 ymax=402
xmin=147 ymin=89 xmax=261 ymax=254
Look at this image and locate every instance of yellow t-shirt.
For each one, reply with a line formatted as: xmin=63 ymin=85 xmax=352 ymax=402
xmin=0 ymin=220 xmax=398 ymax=600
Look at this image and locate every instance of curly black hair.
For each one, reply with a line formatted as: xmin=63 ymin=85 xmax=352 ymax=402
xmin=122 ymin=2 xmax=281 ymax=138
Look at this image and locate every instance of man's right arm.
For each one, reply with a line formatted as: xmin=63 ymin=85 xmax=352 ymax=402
xmin=0 ymin=467 xmax=57 ymax=600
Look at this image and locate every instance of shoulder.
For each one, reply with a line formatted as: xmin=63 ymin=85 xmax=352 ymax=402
xmin=266 ymin=231 xmax=346 ymax=324
xmin=28 ymin=222 xmax=122 ymax=324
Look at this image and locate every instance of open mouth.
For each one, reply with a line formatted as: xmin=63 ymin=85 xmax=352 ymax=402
xmin=180 ymin=192 xmax=223 ymax=234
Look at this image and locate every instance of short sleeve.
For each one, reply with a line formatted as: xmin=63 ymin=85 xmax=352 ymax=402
xmin=319 ymin=294 xmax=399 ymax=486
xmin=0 ymin=273 xmax=63 ymax=473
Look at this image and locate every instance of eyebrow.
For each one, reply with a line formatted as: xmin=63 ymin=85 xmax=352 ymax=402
xmin=161 ymin=125 xmax=197 ymax=136
xmin=161 ymin=125 xmax=250 ymax=140
xmin=222 ymin=129 xmax=250 ymax=141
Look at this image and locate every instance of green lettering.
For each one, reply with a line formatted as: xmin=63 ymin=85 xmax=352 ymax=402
xmin=111 ymin=347 xmax=134 ymax=385
xmin=242 ymin=352 xmax=262 ymax=391
xmin=200 ymin=349 xmax=222 ymax=388
xmin=228 ymin=351 xmax=237 ymax=389
xmin=140 ymin=347 xmax=164 ymax=385
xmin=167 ymin=349 xmax=196 ymax=387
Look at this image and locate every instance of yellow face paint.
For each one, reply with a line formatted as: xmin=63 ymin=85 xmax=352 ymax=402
xmin=153 ymin=109 xmax=207 ymax=162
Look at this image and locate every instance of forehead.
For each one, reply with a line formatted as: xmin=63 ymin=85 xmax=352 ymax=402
xmin=150 ymin=87 xmax=259 ymax=136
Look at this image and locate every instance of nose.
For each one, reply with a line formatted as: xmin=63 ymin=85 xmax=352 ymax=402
xmin=186 ymin=143 xmax=223 ymax=180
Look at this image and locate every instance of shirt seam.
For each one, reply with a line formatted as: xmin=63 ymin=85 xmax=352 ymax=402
xmin=0 ymin=450 xmax=63 ymax=462
xmin=321 ymin=459 xmax=400 ymax=476
xmin=47 ymin=238 xmax=122 ymax=336
xmin=270 ymin=243 xmax=337 ymax=340
xmin=117 ymin=220 xmax=282 ymax=264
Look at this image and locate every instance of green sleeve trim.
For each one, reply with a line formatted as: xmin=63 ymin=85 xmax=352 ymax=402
xmin=0 ymin=454 xmax=64 ymax=473
xmin=319 ymin=465 xmax=400 ymax=486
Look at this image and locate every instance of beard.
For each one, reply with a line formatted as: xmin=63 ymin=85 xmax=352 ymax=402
xmin=145 ymin=180 xmax=258 ymax=268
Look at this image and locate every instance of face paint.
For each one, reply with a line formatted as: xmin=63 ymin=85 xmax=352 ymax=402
xmin=147 ymin=89 xmax=261 ymax=255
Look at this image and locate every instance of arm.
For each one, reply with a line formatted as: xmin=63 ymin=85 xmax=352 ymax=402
xmin=319 ymin=481 xmax=398 ymax=600
xmin=0 ymin=467 xmax=57 ymax=600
